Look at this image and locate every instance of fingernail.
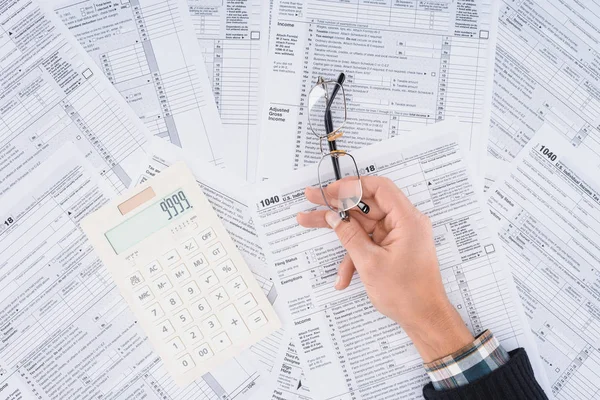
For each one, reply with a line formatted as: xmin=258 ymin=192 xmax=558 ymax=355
xmin=334 ymin=275 xmax=341 ymax=289
xmin=325 ymin=211 xmax=342 ymax=229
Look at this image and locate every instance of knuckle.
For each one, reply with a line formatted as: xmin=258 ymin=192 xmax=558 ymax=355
xmin=338 ymin=224 xmax=360 ymax=247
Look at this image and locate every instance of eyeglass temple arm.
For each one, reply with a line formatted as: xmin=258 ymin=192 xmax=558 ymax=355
xmin=324 ymin=73 xmax=346 ymax=180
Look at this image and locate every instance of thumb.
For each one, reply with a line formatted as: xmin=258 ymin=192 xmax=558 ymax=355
xmin=325 ymin=211 xmax=378 ymax=267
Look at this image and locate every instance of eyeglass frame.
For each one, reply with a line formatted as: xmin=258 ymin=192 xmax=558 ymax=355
xmin=308 ymin=73 xmax=370 ymax=221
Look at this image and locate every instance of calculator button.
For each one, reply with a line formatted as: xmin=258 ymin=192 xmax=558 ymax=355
xmin=127 ymin=271 xmax=144 ymax=288
xmin=182 ymin=281 xmax=201 ymax=300
xmin=185 ymin=325 xmax=203 ymax=344
xmin=168 ymin=337 xmax=186 ymax=355
xmin=220 ymin=305 xmax=250 ymax=341
xmin=189 ymin=253 xmax=209 ymax=271
xmin=177 ymin=353 xmax=195 ymax=372
xmin=247 ymin=310 xmax=268 ymax=330
xmin=170 ymin=264 xmax=191 ymax=283
xmin=237 ymin=293 xmax=258 ymax=312
xmin=199 ymin=227 xmax=217 ymax=244
xmin=153 ymin=275 xmax=172 ymax=294
xmin=199 ymin=270 xmax=219 ymax=289
xmin=209 ymin=287 xmax=229 ymax=307
xmin=195 ymin=343 xmax=214 ymax=360
xmin=207 ymin=242 xmax=227 ymax=262
xmin=164 ymin=292 xmax=183 ymax=311
xmin=144 ymin=260 xmax=162 ymax=277
xmin=192 ymin=298 xmax=211 ymax=318
xmin=146 ymin=303 xmax=164 ymax=321
xmin=181 ymin=238 xmax=198 ymax=255
xmin=174 ymin=310 xmax=193 ymax=328
xmin=202 ymin=314 xmax=221 ymax=333
xmin=163 ymin=249 xmax=180 ymax=265
xmin=158 ymin=320 xmax=175 ymax=339
xmin=227 ymin=276 xmax=247 ymax=295
xmin=135 ymin=286 xmax=154 ymax=304
xmin=212 ymin=332 xmax=232 ymax=352
xmin=215 ymin=259 xmax=237 ymax=280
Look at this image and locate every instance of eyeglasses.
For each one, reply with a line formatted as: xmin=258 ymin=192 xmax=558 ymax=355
xmin=308 ymin=73 xmax=369 ymax=221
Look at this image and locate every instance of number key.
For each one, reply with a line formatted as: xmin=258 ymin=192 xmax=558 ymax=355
xmin=174 ymin=310 xmax=193 ymax=329
xmin=192 ymin=298 xmax=211 ymax=318
xmin=177 ymin=353 xmax=195 ymax=372
xmin=146 ymin=303 xmax=164 ymax=321
xmin=182 ymin=281 xmax=201 ymax=300
xmin=202 ymin=314 xmax=221 ymax=333
xmin=195 ymin=343 xmax=214 ymax=360
xmin=157 ymin=320 xmax=175 ymax=339
xmin=185 ymin=325 xmax=203 ymax=344
xmin=164 ymin=292 xmax=183 ymax=311
xmin=168 ymin=337 xmax=186 ymax=355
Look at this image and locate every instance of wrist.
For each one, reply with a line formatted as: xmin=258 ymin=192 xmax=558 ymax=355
xmin=402 ymin=300 xmax=474 ymax=363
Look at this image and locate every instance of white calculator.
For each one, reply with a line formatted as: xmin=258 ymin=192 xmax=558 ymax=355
xmin=81 ymin=162 xmax=280 ymax=385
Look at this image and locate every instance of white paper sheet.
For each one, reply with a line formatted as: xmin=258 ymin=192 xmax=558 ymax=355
xmin=254 ymin=338 xmax=314 ymax=400
xmin=488 ymin=124 xmax=600 ymax=399
xmin=487 ymin=0 xmax=600 ymax=175
xmin=0 ymin=0 xmax=149 ymax=196
xmin=188 ymin=0 xmax=270 ymax=180
xmin=249 ymin=121 xmax=551 ymax=399
xmin=46 ymin=0 xmax=227 ymax=167
xmin=257 ymin=0 xmax=500 ymax=180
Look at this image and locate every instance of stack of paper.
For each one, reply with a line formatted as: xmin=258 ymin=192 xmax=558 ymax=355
xmin=1 ymin=0 xmax=599 ymax=398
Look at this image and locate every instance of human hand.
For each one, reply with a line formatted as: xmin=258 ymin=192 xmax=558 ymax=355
xmin=297 ymin=176 xmax=473 ymax=362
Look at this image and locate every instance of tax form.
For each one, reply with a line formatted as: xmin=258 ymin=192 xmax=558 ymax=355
xmin=46 ymin=0 xmax=226 ymax=167
xmin=488 ymin=0 xmax=600 ymax=173
xmin=0 ymin=0 xmax=149 ymax=196
xmin=249 ymin=121 xmax=550 ymax=399
xmin=256 ymin=339 xmax=314 ymax=400
xmin=188 ymin=0 xmax=269 ymax=180
xmin=257 ymin=0 xmax=499 ymax=179
xmin=0 ymin=143 xmax=277 ymax=399
xmin=488 ymin=124 xmax=600 ymax=399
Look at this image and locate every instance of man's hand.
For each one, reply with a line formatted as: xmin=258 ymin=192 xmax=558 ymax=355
xmin=297 ymin=176 xmax=474 ymax=362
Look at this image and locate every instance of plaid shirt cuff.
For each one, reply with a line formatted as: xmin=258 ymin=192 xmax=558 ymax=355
xmin=424 ymin=330 xmax=509 ymax=391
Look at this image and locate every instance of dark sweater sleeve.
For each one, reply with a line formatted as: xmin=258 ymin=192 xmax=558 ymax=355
xmin=423 ymin=348 xmax=548 ymax=400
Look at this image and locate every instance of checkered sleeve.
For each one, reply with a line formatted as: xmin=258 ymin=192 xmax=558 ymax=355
xmin=424 ymin=330 xmax=510 ymax=391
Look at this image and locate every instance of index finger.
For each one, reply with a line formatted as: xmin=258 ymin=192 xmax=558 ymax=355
xmin=305 ymin=176 xmax=417 ymax=220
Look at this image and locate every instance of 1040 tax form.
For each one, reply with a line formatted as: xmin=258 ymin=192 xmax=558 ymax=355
xmin=488 ymin=124 xmax=600 ymax=399
xmin=188 ymin=0 xmax=269 ymax=181
xmin=46 ymin=0 xmax=226 ymax=167
xmin=0 ymin=0 xmax=149 ymax=196
xmin=250 ymin=121 xmax=550 ymax=399
xmin=488 ymin=0 xmax=600 ymax=170
xmin=258 ymin=0 xmax=499 ymax=178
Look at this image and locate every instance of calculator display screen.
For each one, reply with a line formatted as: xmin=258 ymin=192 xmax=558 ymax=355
xmin=105 ymin=189 xmax=193 ymax=254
